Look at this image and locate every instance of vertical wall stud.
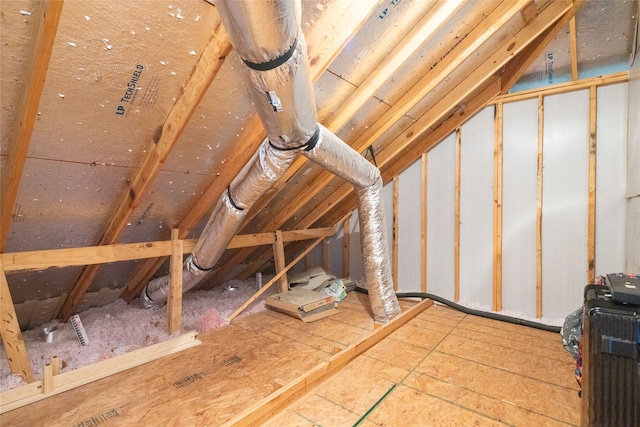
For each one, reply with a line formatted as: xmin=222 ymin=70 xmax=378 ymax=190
xmin=536 ymin=95 xmax=544 ymax=318
xmin=273 ymin=230 xmax=288 ymax=292
xmin=51 ymin=355 xmax=59 ymax=376
xmin=167 ymin=228 xmax=183 ymax=335
xmin=588 ymin=85 xmax=597 ymax=282
xmin=421 ymin=153 xmax=428 ymax=293
xmin=454 ymin=128 xmax=462 ymax=302
xmin=493 ymin=103 xmax=504 ymax=311
xmin=43 ymin=363 xmax=53 ymax=394
xmin=392 ymin=176 xmax=399 ymax=291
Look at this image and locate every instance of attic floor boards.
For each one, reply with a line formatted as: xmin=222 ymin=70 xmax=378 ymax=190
xmin=1 ymin=292 xmax=581 ymax=426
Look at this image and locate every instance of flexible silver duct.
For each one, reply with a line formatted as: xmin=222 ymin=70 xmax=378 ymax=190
xmin=303 ymin=126 xmax=400 ymax=321
xmin=141 ymin=0 xmax=400 ymax=322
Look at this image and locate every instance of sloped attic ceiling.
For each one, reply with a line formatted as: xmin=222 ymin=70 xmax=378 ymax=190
xmin=1 ymin=0 xmax=637 ymax=329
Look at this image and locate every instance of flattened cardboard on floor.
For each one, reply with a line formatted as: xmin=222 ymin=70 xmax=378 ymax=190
xmin=266 ymin=289 xmax=338 ymax=322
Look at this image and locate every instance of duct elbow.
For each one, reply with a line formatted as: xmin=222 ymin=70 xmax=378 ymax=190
xmin=140 ymin=279 xmax=166 ymax=309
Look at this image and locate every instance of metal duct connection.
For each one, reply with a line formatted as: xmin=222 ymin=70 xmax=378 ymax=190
xmin=142 ymin=0 xmax=400 ymax=322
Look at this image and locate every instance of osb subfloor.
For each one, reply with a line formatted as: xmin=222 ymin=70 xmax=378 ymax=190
xmin=1 ymin=292 xmax=581 ymax=426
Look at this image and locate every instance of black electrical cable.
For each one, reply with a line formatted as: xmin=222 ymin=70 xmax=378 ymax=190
xmin=354 ymin=287 xmax=561 ymax=333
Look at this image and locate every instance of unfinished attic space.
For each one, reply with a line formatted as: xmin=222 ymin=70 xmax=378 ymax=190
xmin=1 ymin=0 xmax=639 ymax=424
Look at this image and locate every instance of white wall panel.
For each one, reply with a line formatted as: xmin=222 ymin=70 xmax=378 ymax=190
xmin=427 ymin=133 xmax=456 ymax=299
xmin=397 ymin=160 xmax=422 ymax=292
xmin=460 ymin=107 xmax=494 ymax=307
xmin=327 ymin=228 xmax=345 ymax=278
xmin=502 ymin=99 xmax=538 ymax=317
xmin=349 ymin=209 xmax=365 ymax=281
xmin=596 ymin=84 xmax=628 ymax=275
xmin=628 ymin=59 xmax=640 ymax=197
xmin=542 ymin=90 xmax=590 ymax=319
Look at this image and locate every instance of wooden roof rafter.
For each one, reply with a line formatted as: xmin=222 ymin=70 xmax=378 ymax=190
xmin=0 ymin=0 xmax=64 ymax=251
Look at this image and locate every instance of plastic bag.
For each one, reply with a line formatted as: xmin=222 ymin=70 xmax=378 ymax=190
xmin=322 ymin=279 xmax=347 ymax=302
xmin=561 ymin=307 xmax=582 ymax=360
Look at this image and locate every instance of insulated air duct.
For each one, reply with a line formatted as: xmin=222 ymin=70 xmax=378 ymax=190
xmin=142 ymin=0 xmax=400 ymax=322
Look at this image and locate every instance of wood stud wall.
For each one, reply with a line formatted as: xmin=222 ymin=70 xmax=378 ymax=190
xmin=387 ymin=74 xmax=626 ymax=319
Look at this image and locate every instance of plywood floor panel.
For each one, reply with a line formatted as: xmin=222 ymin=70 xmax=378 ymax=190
xmin=436 ymin=334 xmax=576 ymax=389
xmin=414 ymin=351 xmax=580 ymax=425
xmin=451 ymin=323 xmax=570 ymax=362
xmin=367 ymin=384 xmax=506 ymax=426
xmin=403 ymin=372 xmax=571 ymax=427
xmin=1 ymin=294 xmax=580 ymax=426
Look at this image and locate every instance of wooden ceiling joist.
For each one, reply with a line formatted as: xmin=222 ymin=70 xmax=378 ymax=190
xmin=58 ymin=20 xmax=232 ymax=321
xmin=0 ymin=0 xmax=64 ymax=251
xmin=121 ymin=0 xmax=382 ymax=302
xmin=0 ymin=227 xmax=331 ymax=273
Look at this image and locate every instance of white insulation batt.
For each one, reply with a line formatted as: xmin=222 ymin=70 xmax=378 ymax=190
xmin=426 ymin=133 xmax=457 ymax=301
xmin=348 ymin=83 xmax=630 ymax=322
xmin=502 ymin=98 xmax=539 ymax=318
xmin=541 ymin=90 xmax=590 ymax=320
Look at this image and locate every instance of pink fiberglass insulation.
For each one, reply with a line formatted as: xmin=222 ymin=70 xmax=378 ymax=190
xmin=0 ymin=277 xmax=277 ymax=392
